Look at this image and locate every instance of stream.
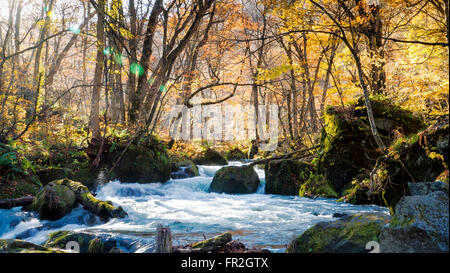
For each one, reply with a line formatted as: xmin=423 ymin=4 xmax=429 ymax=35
xmin=0 ymin=161 xmax=389 ymax=252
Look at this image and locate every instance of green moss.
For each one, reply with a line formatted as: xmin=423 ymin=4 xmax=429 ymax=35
xmin=191 ymin=232 xmax=232 ymax=252
xmin=193 ymin=148 xmax=228 ymax=166
xmin=299 ymin=174 xmax=339 ymax=198
xmin=265 ymin=159 xmax=314 ymax=195
xmin=0 ymin=239 xmax=67 ymax=253
xmin=88 ymin=238 xmax=104 ymax=253
xmin=286 ymin=213 xmax=390 ymax=253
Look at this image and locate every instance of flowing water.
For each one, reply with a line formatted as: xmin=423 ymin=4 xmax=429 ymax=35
xmin=0 ymin=162 xmax=389 ymax=252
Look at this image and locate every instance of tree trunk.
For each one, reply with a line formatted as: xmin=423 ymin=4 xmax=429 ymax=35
xmin=155 ymin=225 xmax=172 ymax=253
xmin=90 ymin=0 xmax=106 ymax=140
xmin=0 ymin=196 xmax=34 ymax=209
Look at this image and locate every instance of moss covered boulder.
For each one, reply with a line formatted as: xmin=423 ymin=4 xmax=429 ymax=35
xmin=44 ymin=231 xmax=117 ymax=253
xmin=113 ymin=144 xmax=171 ymax=183
xmin=317 ymin=97 xmax=425 ymax=193
xmin=299 ymin=174 xmax=339 ymax=198
xmin=193 ymin=148 xmax=228 ymax=166
xmin=28 ymin=180 xmax=77 ymax=220
xmin=209 ymin=165 xmax=260 ymax=194
xmin=226 ymin=148 xmax=247 ymax=161
xmin=379 ymin=191 xmax=449 ymax=253
xmin=28 ymin=179 xmax=127 ymax=221
xmin=286 ymin=212 xmax=391 ymax=253
xmin=265 ymin=159 xmax=313 ymax=195
xmin=343 ymin=117 xmax=450 ymax=212
xmin=0 ymin=239 xmax=68 ymax=253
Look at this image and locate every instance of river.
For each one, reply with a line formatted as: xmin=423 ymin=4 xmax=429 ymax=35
xmin=0 ymin=161 xmax=389 ymax=252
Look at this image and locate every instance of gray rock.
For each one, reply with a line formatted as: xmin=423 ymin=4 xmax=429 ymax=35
xmin=380 ymin=191 xmax=449 ymax=253
xmin=408 ymin=181 xmax=448 ymax=196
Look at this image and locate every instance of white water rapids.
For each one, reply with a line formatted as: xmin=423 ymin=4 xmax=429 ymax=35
xmin=0 ymin=161 xmax=389 ymax=252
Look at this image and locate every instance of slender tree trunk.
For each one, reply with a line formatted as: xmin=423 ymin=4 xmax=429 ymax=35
xmin=90 ymin=0 xmax=106 ymax=140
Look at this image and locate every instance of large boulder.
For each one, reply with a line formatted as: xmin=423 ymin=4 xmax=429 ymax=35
xmin=286 ymin=212 xmax=391 ymax=253
xmin=337 ymin=114 xmax=448 ymax=210
xmin=28 ymin=180 xmax=77 ymax=220
xmin=299 ymin=174 xmax=339 ymax=198
xmin=113 ymin=144 xmax=171 ymax=183
xmin=318 ymin=97 xmax=425 ymax=193
xmin=408 ymin=181 xmax=448 ymax=196
xmin=193 ymin=148 xmax=228 ymax=166
xmin=28 ymin=179 xmax=127 ymax=221
xmin=379 ymin=191 xmax=449 ymax=253
xmin=209 ymin=165 xmax=260 ymax=194
xmin=265 ymin=159 xmax=313 ymax=195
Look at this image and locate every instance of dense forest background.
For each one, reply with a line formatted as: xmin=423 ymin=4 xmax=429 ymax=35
xmin=0 ymin=0 xmax=448 ymax=174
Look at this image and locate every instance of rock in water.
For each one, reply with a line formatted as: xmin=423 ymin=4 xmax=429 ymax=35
xmin=28 ymin=179 xmax=127 ymax=221
xmin=286 ymin=212 xmax=391 ymax=253
xmin=28 ymin=181 xmax=77 ymax=220
xmin=209 ymin=165 xmax=260 ymax=194
xmin=264 ymin=159 xmax=313 ymax=195
xmin=45 ymin=231 xmax=117 ymax=253
xmin=379 ymin=191 xmax=449 ymax=253
xmin=170 ymin=159 xmax=199 ymax=179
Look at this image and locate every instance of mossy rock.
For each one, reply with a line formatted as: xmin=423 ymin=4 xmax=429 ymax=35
xmin=28 ymin=180 xmax=77 ymax=220
xmin=112 ymin=144 xmax=171 ymax=183
xmin=28 ymin=179 xmax=127 ymax=221
xmin=338 ymin=178 xmax=385 ymax=207
xmin=264 ymin=159 xmax=313 ymax=195
xmin=77 ymin=189 xmax=127 ymax=220
xmin=193 ymin=148 xmax=228 ymax=166
xmin=44 ymin=231 xmax=116 ymax=253
xmin=209 ymin=165 xmax=260 ymax=194
xmin=88 ymin=237 xmax=104 ymax=253
xmin=226 ymin=148 xmax=247 ymax=161
xmin=380 ymin=191 xmax=449 ymax=253
xmin=169 ymin=157 xmax=199 ymax=179
xmin=286 ymin=212 xmax=391 ymax=253
xmin=317 ymin=97 xmax=425 ymax=193
xmin=0 ymin=239 xmax=68 ymax=253
xmin=299 ymin=174 xmax=339 ymax=199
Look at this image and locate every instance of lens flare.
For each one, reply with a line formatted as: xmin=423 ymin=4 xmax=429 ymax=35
xmin=103 ymin=47 xmax=112 ymax=56
xmin=130 ymin=63 xmax=144 ymax=76
xmin=69 ymin=26 xmax=80 ymax=35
